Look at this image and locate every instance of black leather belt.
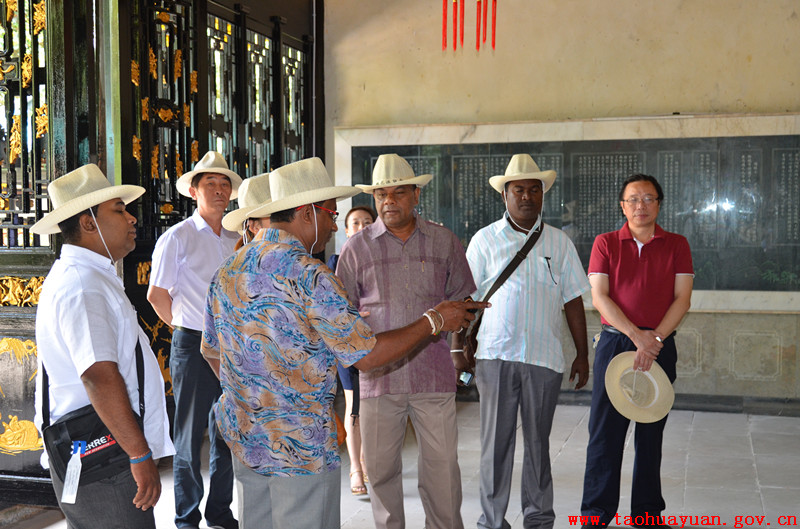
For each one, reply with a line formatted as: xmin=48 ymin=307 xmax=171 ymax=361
xmin=601 ymin=324 xmax=676 ymax=339
xmin=173 ymin=325 xmax=202 ymax=336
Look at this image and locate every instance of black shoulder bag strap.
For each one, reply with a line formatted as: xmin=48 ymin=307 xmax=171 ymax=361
xmin=480 ymin=221 xmax=544 ymax=304
xmin=42 ymin=337 xmax=146 ymax=428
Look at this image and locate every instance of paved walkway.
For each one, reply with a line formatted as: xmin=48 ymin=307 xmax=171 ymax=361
xmin=10 ymin=403 xmax=800 ymax=529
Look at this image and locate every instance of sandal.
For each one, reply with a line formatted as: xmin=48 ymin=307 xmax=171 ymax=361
xmin=350 ymin=470 xmax=367 ymax=496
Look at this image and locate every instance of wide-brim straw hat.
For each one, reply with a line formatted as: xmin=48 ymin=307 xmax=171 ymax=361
xmin=489 ymin=154 xmax=557 ymax=193
xmin=355 ymin=153 xmax=433 ymax=192
xmin=30 ymin=164 xmax=145 ymax=235
xmin=249 ymin=157 xmax=360 ymax=218
xmin=176 ymin=151 xmax=243 ymax=199
xmin=221 ymin=172 xmax=272 ymax=233
xmin=605 ymin=351 xmax=675 ymax=424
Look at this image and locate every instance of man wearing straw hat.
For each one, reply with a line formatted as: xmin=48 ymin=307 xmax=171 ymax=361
xmin=147 ymin=151 xmax=242 ymax=529
xmin=32 ymin=164 xmax=174 ymax=527
xmin=201 ymin=157 xmax=486 ymax=529
xmin=336 ymin=153 xmax=476 ymax=529
xmin=451 ymin=154 xmax=590 ymax=529
xmin=580 ymin=174 xmax=693 ymax=529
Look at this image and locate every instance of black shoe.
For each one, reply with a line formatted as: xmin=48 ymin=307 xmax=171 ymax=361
xmin=208 ymin=519 xmax=239 ymax=529
xmin=581 ymin=523 xmax=608 ymax=529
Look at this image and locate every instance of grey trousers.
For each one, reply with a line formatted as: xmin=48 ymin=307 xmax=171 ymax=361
xmin=475 ymin=359 xmax=562 ymax=529
xmin=232 ymin=455 xmax=341 ymax=529
xmin=50 ymin=466 xmax=156 ymax=529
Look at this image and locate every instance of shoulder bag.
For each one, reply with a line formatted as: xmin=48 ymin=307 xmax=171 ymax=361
xmin=41 ymin=338 xmax=145 ymax=484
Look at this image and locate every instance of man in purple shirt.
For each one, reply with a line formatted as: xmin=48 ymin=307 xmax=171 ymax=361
xmin=337 ymin=154 xmax=476 ymax=529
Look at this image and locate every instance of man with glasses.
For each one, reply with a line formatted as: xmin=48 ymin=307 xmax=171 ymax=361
xmin=336 ymin=154 xmax=476 ymax=529
xmin=148 ymin=152 xmax=242 ymax=529
xmin=580 ymin=174 xmax=693 ymax=529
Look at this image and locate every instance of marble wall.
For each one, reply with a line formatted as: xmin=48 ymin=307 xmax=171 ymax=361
xmin=334 ymin=114 xmax=800 ymax=402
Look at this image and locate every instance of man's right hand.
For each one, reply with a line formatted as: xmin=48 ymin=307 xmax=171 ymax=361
xmin=131 ymin=458 xmax=161 ymax=511
xmin=433 ymin=299 xmax=489 ymax=333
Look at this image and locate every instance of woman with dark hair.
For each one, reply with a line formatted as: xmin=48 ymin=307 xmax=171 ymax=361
xmin=328 ymin=205 xmax=376 ymax=495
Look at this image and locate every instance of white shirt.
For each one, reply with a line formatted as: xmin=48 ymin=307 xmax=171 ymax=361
xmin=34 ymin=245 xmax=174 ymax=465
xmin=149 ymin=210 xmax=239 ymax=330
xmin=466 ymin=215 xmax=590 ymax=373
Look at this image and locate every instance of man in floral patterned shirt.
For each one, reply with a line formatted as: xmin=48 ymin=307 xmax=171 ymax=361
xmin=201 ymin=158 xmax=485 ymax=529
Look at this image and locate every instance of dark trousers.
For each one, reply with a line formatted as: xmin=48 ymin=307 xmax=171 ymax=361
xmin=580 ymin=331 xmax=677 ymax=525
xmin=171 ymin=328 xmax=235 ymax=528
xmin=50 ymin=466 xmax=156 ymax=529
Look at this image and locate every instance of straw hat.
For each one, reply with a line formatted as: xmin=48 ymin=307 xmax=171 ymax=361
xmin=175 ymin=151 xmax=243 ymax=199
xmin=249 ymin=158 xmax=360 ymax=218
xmin=605 ymin=351 xmax=675 ymax=423
xmin=221 ymin=172 xmax=272 ymax=233
xmin=489 ymin=154 xmax=557 ymax=193
xmin=30 ymin=164 xmax=145 ymax=235
xmin=355 ymin=154 xmax=433 ymax=192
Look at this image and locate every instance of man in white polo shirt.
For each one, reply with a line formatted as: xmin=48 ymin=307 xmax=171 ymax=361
xmin=452 ymin=154 xmax=590 ymax=529
xmin=148 ymin=152 xmax=242 ymax=529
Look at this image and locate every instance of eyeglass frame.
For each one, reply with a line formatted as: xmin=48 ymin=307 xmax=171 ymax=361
xmin=296 ymin=203 xmax=339 ymax=222
xmin=621 ymin=196 xmax=660 ymax=206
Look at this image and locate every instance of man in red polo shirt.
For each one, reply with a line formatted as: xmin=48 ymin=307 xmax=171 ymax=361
xmin=580 ymin=174 xmax=693 ymax=529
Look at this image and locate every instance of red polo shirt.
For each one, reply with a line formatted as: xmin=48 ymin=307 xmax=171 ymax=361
xmin=588 ymin=223 xmax=693 ymax=329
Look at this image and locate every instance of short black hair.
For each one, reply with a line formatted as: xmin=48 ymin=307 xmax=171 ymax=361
xmin=58 ymin=205 xmax=99 ymax=245
xmin=618 ymin=174 xmax=664 ymax=202
xmin=270 ymin=201 xmax=326 ymax=224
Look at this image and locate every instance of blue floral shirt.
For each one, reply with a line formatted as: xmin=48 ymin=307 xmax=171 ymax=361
xmin=202 ymin=228 xmax=376 ymax=476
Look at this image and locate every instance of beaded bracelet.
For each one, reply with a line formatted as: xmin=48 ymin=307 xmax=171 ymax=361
xmin=129 ymin=450 xmax=152 ymax=464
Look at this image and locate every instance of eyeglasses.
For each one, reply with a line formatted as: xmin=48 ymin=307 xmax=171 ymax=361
xmin=296 ymin=203 xmax=339 ymax=222
xmin=622 ymin=196 xmax=659 ymax=206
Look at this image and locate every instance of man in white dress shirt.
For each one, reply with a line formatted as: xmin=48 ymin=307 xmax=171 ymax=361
xmin=32 ymin=164 xmax=174 ymax=528
xmin=452 ymin=154 xmax=590 ymax=529
xmin=148 ymin=152 xmax=242 ymax=529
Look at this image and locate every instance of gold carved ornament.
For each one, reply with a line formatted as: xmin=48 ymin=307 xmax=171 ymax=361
xmin=21 ymin=54 xmax=32 ymax=88
xmin=191 ymin=140 xmax=199 ymax=162
xmin=35 ymin=104 xmax=48 ymax=138
xmin=174 ymin=49 xmax=182 ymax=80
xmin=136 ymin=262 xmax=151 ymax=285
xmin=142 ymin=97 xmax=149 ymax=121
xmin=9 ymin=116 xmax=21 ymax=165
xmin=5 ymin=0 xmax=17 ymax=22
xmin=132 ymin=135 xmax=141 ymax=161
xmin=158 ymin=107 xmax=175 ymax=123
xmin=160 ymin=203 xmax=174 ymax=215
xmin=33 ymin=0 xmax=46 ymax=35
xmin=151 ymin=144 xmax=160 ymax=179
xmin=157 ymin=11 xmax=170 ymax=23
xmin=183 ymin=103 xmax=190 ymax=127
xmin=131 ymin=60 xmax=140 ymax=87
xmin=175 ymin=151 xmax=183 ymax=176
xmin=149 ymin=46 xmax=157 ymax=80
xmin=0 ymin=276 xmax=44 ymax=306
xmin=0 ymin=60 xmax=15 ymax=81
xmin=190 ymin=71 xmax=198 ymax=94
xmin=0 ymin=337 xmax=43 ymax=454
xmin=139 ymin=316 xmax=173 ymax=394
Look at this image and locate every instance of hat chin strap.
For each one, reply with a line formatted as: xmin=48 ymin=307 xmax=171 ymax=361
xmin=89 ymin=207 xmax=115 ymax=263
xmin=311 ymin=207 xmax=319 ymax=253
xmin=503 ymin=193 xmax=542 ymax=234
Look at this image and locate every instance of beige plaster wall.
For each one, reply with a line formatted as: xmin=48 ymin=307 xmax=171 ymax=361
xmin=324 ymin=0 xmax=800 ymax=157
